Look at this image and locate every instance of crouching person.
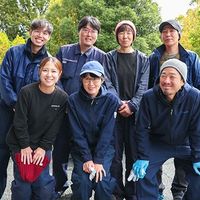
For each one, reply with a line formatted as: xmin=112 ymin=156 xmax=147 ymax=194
xmin=68 ymin=61 xmax=119 ymax=200
xmin=6 ymin=57 xmax=68 ymax=200
xmin=132 ymin=59 xmax=200 ymax=200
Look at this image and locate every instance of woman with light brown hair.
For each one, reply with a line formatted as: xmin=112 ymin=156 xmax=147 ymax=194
xmin=6 ymin=57 xmax=68 ymax=200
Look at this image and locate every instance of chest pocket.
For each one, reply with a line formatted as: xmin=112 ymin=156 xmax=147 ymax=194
xmin=62 ymin=58 xmax=78 ymax=79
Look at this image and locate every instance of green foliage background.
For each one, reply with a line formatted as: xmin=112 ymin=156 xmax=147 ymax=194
xmin=1 ymin=0 xmax=199 ymax=64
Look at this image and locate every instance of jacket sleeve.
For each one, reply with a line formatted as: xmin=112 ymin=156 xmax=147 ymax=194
xmin=188 ymin=51 xmax=200 ymax=90
xmin=0 ymin=48 xmax=17 ymax=108
xmin=104 ymin=52 xmax=120 ymax=101
xmin=128 ymin=54 xmax=150 ymax=113
xmin=13 ymin=88 xmax=30 ymax=148
xmin=135 ymin=94 xmax=151 ymax=160
xmin=189 ymin=91 xmax=200 ymax=163
xmin=93 ymin=95 xmax=119 ymax=164
xmin=68 ymin=98 xmax=93 ymax=162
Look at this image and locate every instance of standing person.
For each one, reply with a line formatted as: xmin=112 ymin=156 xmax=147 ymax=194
xmin=149 ymin=19 xmax=200 ymax=200
xmin=68 ymin=61 xmax=119 ymax=200
xmin=106 ymin=20 xmax=150 ymax=200
xmin=0 ymin=18 xmax=53 ymax=199
xmin=132 ymin=59 xmax=200 ymax=200
xmin=6 ymin=57 xmax=68 ymax=200
xmin=53 ymin=16 xmax=106 ymax=197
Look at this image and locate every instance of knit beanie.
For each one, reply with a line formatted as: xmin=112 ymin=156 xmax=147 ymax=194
xmin=160 ymin=59 xmax=187 ymax=82
xmin=115 ymin=20 xmax=137 ymax=42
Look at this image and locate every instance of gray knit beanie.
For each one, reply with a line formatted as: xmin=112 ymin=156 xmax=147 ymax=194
xmin=160 ymin=59 xmax=187 ymax=82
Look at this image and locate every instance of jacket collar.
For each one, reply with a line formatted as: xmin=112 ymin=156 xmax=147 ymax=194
xmin=79 ymin=85 xmax=107 ymax=103
xmin=153 ymin=43 xmax=189 ymax=59
xmin=75 ymin=43 xmax=94 ymax=57
xmin=153 ymin=83 xmax=192 ymax=106
xmin=24 ymin=38 xmax=47 ymax=60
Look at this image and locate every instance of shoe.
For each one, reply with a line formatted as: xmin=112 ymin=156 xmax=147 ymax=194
xmin=158 ymin=193 xmax=164 ymax=200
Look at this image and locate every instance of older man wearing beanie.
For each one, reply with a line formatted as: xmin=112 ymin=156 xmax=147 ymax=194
xmin=131 ymin=58 xmax=200 ymax=200
xmin=148 ymin=19 xmax=200 ymax=200
xmin=105 ymin=20 xmax=149 ymax=200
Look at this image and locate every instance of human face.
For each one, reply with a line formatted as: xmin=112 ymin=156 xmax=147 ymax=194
xmin=79 ymin=24 xmax=98 ymax=50
xmin=118 ymin=27 xmax=134 ymax=48
xmin=30 ymin=27 xmax=51 ymax=50
xmin=39 ymin=62 xmax=61 ymax=93
xmin=159 ymin=67 xmax=184 ymax=101
xmin=82 ymin=74 xmax=103 ymax=98
xmin=161 ymin=25 xmax=179 ymax=48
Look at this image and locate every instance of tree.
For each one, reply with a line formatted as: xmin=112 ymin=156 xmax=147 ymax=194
xmin=0 ymin=0 xmax=50 ymax=40
xmin=0 ymin=33 xmax=25 ymax=64
xmin=0 ymin=32 xmax=10 ymax=64
xmin=179 ymin=3 xmax=200 ymax=55
xmin=46 ymin=0 xmax=161 ymax=55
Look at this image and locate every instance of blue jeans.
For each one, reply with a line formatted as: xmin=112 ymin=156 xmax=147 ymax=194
xmin=71 ymin=145 xmax=116 ymax=200
xmin=0 ymin=100 xmax=14 ymax=198
xmin=136 ymin=141 xmax=200 ymax=200
xmin=11 ymin=151 xmax=56 ymax=200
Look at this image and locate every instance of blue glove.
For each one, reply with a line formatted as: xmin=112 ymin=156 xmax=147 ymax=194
xmin=133 ymin=160 xmax=149 ymax=179
xmin=193 ymin=162 xmax=200 ymax=175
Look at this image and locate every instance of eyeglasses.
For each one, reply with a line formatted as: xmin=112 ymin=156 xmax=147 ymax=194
xmin=118 ymin=31 xmax=133 ymax=37
xmin=81 ymin=27 xmax=98 ymax=34
xmin=82 ymin=77 xmax=102 ymax=84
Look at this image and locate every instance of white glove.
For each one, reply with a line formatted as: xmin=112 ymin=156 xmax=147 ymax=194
xmin=89 ymin=167 xmax=96 ymax=181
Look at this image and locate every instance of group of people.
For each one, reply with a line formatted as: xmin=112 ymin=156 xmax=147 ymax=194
xmin=0 ymin=15 xmax=200 ymax=200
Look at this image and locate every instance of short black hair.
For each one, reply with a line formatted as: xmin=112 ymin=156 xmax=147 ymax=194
xmin=30 ymin=19 xmax=53 ymax=35
xmin=78 ymin=16 xmax=101 ymax=33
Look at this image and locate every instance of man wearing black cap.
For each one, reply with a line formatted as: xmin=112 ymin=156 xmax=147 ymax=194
xmin=149 ymin=19 xmax=200 ymax=200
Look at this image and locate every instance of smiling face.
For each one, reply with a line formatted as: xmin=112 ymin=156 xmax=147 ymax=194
xmin=81 ymin=73 xmax=103 ymax=98
xmin=159 ymin=67 xmax=184 ymax=101
xmin=30 ymin=27 xmax=51 ymax=53
xmin=39 ymin=58 xmax=62 ymax=94
xmin=161 ymin=25 xmax=179 ymax=48
xmin=78 ymin=24 xmax=98 ymax=51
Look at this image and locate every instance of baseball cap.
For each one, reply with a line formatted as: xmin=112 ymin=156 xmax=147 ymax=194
xmin=159 ymin=19 xmax=182 ymax=35
xmin=80 ymin=61 xmax=105 ymax=77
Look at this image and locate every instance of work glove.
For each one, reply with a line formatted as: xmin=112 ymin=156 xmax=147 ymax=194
xmin=127 ymin=169 xmax=139 ymax=182
xmin=89 ymin=167 xmax=96 ymax=181
xmin=193 ymin=162 xmax=200 ymax=175
xmin=132 ymin=160 xmax=149 ymax=179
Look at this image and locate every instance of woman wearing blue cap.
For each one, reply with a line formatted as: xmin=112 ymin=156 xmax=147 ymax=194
xmin=68 ymin=60 xmax=119 ymax=200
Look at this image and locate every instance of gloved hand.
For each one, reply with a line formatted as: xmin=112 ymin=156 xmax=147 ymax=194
xmin=133 ymin=160 xmax=149 ymax=179
xmin=193 ymin=162 xmax=200 ymax=175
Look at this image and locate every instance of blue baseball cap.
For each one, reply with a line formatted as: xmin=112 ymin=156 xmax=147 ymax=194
xmin=80 ymin=61 xmax=105 ymax=77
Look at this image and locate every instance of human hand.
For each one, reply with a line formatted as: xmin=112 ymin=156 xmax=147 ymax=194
xmin=33 ymin=147 xmax=45 ymax=165
xmin=94 ymin=164 xmax=106 ymax=183
xmin=133 ymin=160 xmax=149 ymax=179
xmin=21 ymin=147 xmax=33 ymax=164
xmin=193 ymin=162 xmax=200 ymax=175
xmin=118 ymin=101 xmax=133 ymax=117
xmin=83 ymin=160 xmax=94 ymax=173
